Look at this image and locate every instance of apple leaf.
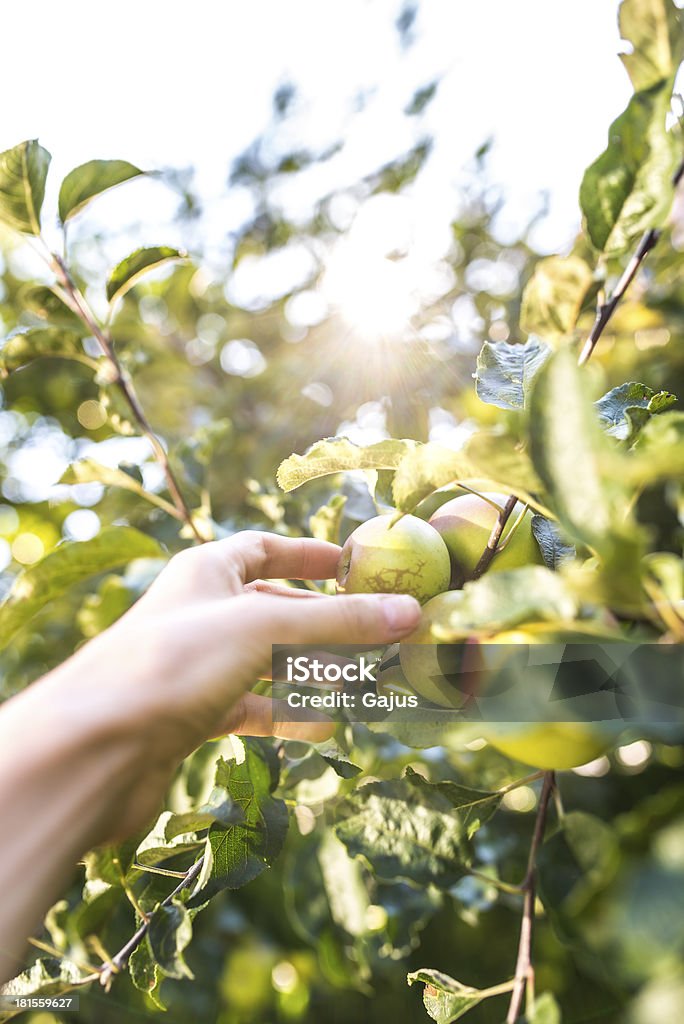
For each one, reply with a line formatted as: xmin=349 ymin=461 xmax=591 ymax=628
xmin=623 ymin=410 xmax=684 ymax=483
xmin=531 ymin=515 xmax=576 ymax=570
xmin=580 ymin=78 xmax=678 ymax=256
xmin=106 ymin=246 xmax=185 ymax=306
xmin=309 ymin=494 xmax=348 ymax=544
xmin=335 ymin=767 xmax=501 ymax=888
xmin=619 ymin=0 xmax=684 ymax=91
xmin=58 ymin=159 xmax=144 ymax=223
xmin=129 ymin=940 xmax=164 ymax=1007
xmin=390 ymin=440 xmax=548 ymax=515
xmin=277 ymin=437 xmax=418 ymax=492
xmin=188 ymin=739 xmax=288 ymax=906
xmin=427 ymin=566 xmax=578 ymax=640
xmin=0 ymin=957 xmax=85 ymax=1022
xmin=530 ymin=349 xmax=635 ymax=548
xmin=475 ymin=337 xmax=552 ymax=410
xmin=523 ymin=992 xmax=562 ymax=1024
xmin=61 ymin=458 xmax=177 ymax=516
xmin=22 ymin=285 xmax=85 ymax=330
xmin=0 ymin=328 xmax=90 ymax=377
xmin=0 ymin=527 xmax=165 ymax=650
xmin=147 ymin=901 xmax=194 ymax=980
xmin=407 ymin=968 xmax=492 ymax=1024
xmin=0 ymin=139 xmax=51 ymax=235
xmin=520 ymin=256 xmax=593 ymax=340
xmin=595 ymin=382 xmax=677 ymax=442
xmin=537 ymin=811 xmax=620 ymax=920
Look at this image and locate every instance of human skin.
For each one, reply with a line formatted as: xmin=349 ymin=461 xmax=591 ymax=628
xmin=0 ymin=532 xmax=421 ymax=984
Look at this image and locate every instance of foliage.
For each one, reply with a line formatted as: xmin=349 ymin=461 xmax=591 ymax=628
xmin=1 ymin=2 xmax=684 ymax=1022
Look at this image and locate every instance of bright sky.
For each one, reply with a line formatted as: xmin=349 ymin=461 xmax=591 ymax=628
xmin=2 ymin=0 xmax=632 ymax=260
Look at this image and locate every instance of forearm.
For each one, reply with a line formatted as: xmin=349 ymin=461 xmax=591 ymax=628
xmin=0 ymin=659 xmax=165 ymax=984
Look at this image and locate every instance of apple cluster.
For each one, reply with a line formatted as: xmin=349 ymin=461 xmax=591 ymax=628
xmin=335 ymin=492 xmax=616 ymax=770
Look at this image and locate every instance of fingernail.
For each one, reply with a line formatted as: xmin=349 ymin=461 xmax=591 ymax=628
xmin=381 ymin=595 xmax=421 ymax=634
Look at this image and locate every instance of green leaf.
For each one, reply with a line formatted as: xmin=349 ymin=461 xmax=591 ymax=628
xmin=428 ymin=566 xmax=578 ymax=640
xmin=0 ymin=527 xmax=165 ymax=650
xmin=531 ymin=516 xmax=576 ymax=570
xmin=188 ymin=738 xmax=289 ymax=906
xmin=318 ymin=831 xmax=370 ymax=937
xmin=106 ymin=246 xmax=185 ymax=306
xmin=0 ymin=140 xmax=51 ymax=235
xmin=309 ymin=494 xmax=348 ymax=544
xmin=475 ymin=337 xmax=552 ymax=410
xmin=622 ymin=410 xmax=684 ymax=484
xmin=0 ymin=958 xmax=84 ymax=1022
xmin=135 ymin=812 xmax=205 ymax=867
xmin=529 ymin=349 xmax=638 ymax=553
xmin=407 ymin=969 xmax=496 ymax=1023
xmin=22 ymin=285 xmax=85 ymax=330
xmin=523 ymin=992 xmax=562 ymax=1024
xmin=61 ymin=458 xmax=177 ymax=516
xmin=619 ymin=0 xmax=684 ymax=91
xmin=129 ymin=938 xmax=164 ymax=1006
xmin=58 ymin=159 xmax=144 ymax=223
xmin=520 ymin=257 xmax=593 ymax=339
xmin=0 ymin=328 xmax=88 ymax=377
xmin=537 ymin=811 xmax=620 ymax=919
xmin=335 ymin=767 xmax=501 ymax=888
xmin=390 ymin=440 xmax=546 ymax=515
xmin=579 ymin=78 xmax=678 ymax=256
xmin=595 ymin=381 xmax=676 ymax=441
xmin=148 ymin=901 xmax=194 ymax=980
xmin=277 ymin=437 xmax=417 ymax=492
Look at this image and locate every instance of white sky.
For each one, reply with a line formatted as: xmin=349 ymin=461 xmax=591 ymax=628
xmin=2 ymin=0 xmax=632 ymax=260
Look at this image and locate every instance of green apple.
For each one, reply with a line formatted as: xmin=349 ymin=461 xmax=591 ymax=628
xmin=480 ymin=628 xmax=623 ymax=769
xmin=336 ymin=514 xmax=450 ymax=605
xmin=375 ymin=644 xmax=420 ymax=699
xmin=399 ymin=591 xmax=475 ymax=707
xmin=429 ymin=491 xmax=542 ymax=587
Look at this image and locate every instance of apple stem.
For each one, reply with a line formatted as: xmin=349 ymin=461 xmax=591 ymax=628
xmin=505 ymin=770 xmax=555 ymax=1024
xmin=471 ymin=494 xmax=518 ymax=579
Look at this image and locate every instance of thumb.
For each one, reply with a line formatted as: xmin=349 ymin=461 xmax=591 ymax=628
xmin=234 ymin=590 xmax=422 ymax=650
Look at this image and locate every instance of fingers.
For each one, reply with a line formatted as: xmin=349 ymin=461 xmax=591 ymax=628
xmin=228 ymin=590 xmax=422 ymax=656
xmin=243 ymin=580 xmax=326 ymax=599
xmin=139 ymin=533 xmax=340 ymax=610
xmin=219 ymin=532 xmax=341 ymax=586
xmin=219 ymin=692 xmax=335 ymax=743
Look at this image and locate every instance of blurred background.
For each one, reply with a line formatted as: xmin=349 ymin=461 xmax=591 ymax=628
xmin=2 ymin=2 xmax=684 ymax=1022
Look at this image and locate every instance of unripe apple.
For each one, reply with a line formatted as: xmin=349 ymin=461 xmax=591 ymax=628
xmin=399 ymin=591 xmax=475 ymax=707
xmin=429 ymin=491 xmax=542 ymax=587
xmin=336 ymin=514 xmax=450 ymax=605
xmin=480 ymin=628 xmax=623 ymax=769
xmin=375 ymin=644 xmax=420 ymax=699
xmin=401 ymin=615 xmax=624 ymax=768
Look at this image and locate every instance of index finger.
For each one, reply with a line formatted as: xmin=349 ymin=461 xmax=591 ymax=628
xmin=218 ymin=532 xmax=341 ymax=586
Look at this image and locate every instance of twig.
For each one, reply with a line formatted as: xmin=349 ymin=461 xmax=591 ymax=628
xmin=471 ymin=494 xmax=518 ymax=579
xmin=578 ymin=154 xmax=684 ymax=366
xmin=99 ymin=856 xmax=204 ymax=988
xmin=505 ymin=771 xmax=555 ymax=1024
xmin=49 ymin=254 xmax=204 ymax=543
xmin=577 ymin=227 xmax=660 ymax=366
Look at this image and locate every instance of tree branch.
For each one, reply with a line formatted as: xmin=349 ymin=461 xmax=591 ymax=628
xmin=505 ymin=771 xmax=555 ymax=1024
xmin=50 ymin=254 xmax=205 ymax=544
xmin=578 ymin=154 xmax=684 ymax=366
xmin=99 ymin=855 xmax=204 ymax=989
xmin=471 ymin=494 xmax=518 ymax=579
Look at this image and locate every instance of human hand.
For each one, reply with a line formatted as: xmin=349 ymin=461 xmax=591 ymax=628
xmin=43 ymin=532 xmax=421 ymax=839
